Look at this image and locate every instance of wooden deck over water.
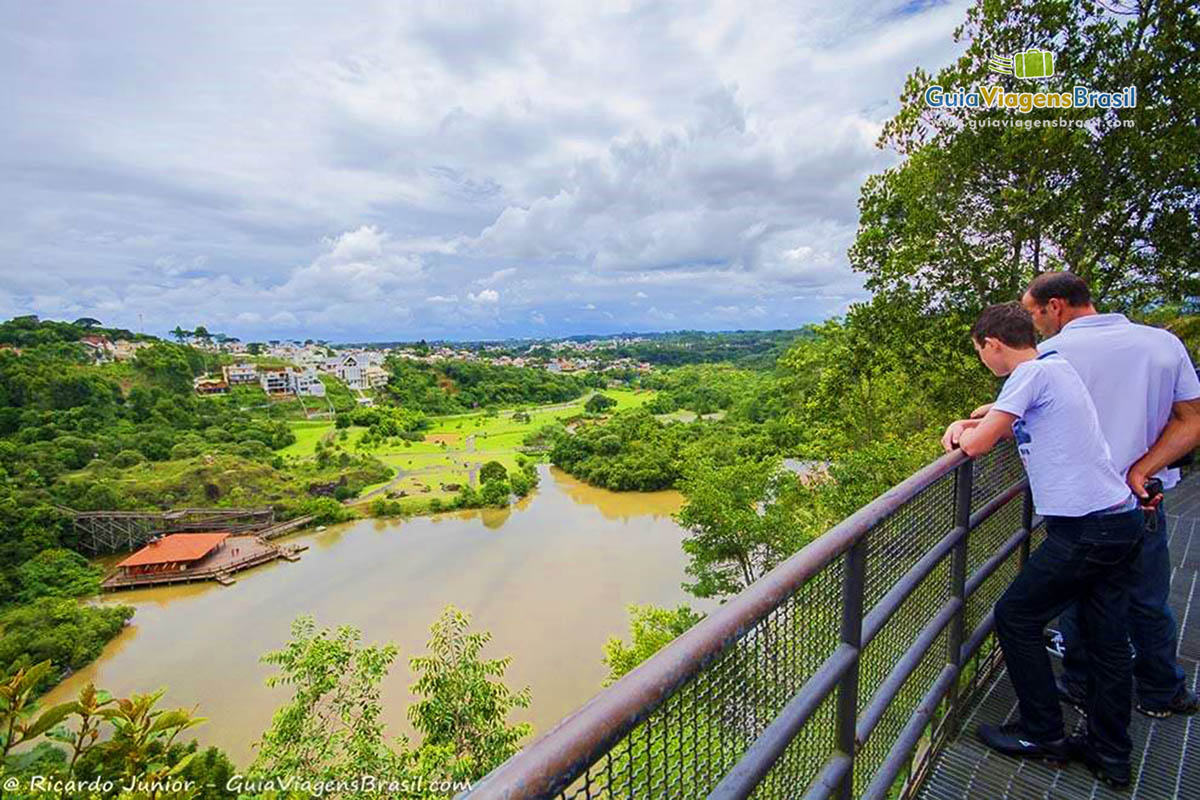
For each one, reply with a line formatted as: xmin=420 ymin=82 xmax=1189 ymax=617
xmin=918 ymin=473 xmax=1200 ymax=800
xmin=100 ymin=534 xmax=304 ymax=590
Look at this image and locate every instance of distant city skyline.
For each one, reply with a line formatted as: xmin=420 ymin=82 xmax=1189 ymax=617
xmin=2 ymin=0 xmax=970 ymax=340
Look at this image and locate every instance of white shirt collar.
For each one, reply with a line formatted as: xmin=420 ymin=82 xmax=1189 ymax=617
xmin=1060 ymin=312 xmax=1128 ymax=331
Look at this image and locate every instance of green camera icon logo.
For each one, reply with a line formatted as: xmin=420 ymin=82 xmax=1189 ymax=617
xmin=988 ymin=49 xmax=1055 ymax=80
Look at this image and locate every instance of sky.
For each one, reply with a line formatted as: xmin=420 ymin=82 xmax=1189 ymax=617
xmin=1 ymin=0 xmax=970 ymax=342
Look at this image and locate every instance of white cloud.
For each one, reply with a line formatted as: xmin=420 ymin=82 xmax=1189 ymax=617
xmin=0 ymin=0 xmax=970 ymax=339
xmin=478 ymin=267 xmax=517 ymax=285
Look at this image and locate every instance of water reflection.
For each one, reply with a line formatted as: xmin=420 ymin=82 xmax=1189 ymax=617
xmin=43 ymin=465 xmax=710 ymax=765
xmin=551 ymin=467 xmax=684 ymax=521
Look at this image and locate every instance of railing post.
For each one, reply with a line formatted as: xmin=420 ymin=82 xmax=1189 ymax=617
xmin=944 ymin=459 xmax=973 ymax=738
xmin=1019 ymin=485 xmax=1033 ymax=565
xmin=835 ymin=538 xmax=867 ymax=799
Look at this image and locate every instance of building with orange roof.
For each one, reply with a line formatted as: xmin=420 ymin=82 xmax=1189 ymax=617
xmin=114 ymin=532 xmax=229 ymax=577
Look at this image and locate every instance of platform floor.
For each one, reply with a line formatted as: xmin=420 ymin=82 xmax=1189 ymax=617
xmin=918 ymin=473 xmax=1200 ymax=800
xmin=101 ymin=533 xmax=281 ymax=589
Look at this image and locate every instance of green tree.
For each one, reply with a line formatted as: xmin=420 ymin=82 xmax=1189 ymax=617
xmin=602 ymin=604 xmax=704 ymax=686
xmin=408 ymin=606 xmax=532 ymax=777
xmin=133 ymin=343 xmax=195 ymax=392
xmin=478 ymin=461 xmax=507 ymax=484
xmin=852 ymin=0 xmax=1200 ymax=313
xmin=251 ymin=616 xmax=403 ymax=784
xmin=14 ymin=548 xmax=101 ymax=603
xmin=479 ymin=479 xmax=511 ymax=508
xmin=1 ymin=666 xmax=209 ymax=798
xmin=585 ymin=393 xmax=617 ymax=414
xmin=675 ymin=457 xmax=813 ymax=599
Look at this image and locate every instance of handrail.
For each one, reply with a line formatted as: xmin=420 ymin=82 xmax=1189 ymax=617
xmin=464 ymin=444 xmax=1033 ymax=799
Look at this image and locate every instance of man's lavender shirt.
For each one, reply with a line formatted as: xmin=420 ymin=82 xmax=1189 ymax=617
xmin=1037 ymin=313 xmax=1200 ymax=490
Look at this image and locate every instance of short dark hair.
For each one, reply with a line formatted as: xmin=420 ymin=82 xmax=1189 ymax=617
xmin=1026 ymin=271 xmax=1092 ymax=307
xmin=971 ymin=302 xmax=1037 ymax=349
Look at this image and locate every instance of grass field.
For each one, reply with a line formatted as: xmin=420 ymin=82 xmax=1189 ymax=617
xmin=279 ymin=420 xmax=335 ymax=457
xmin=284 ymin=389 xmax=657 ymax=503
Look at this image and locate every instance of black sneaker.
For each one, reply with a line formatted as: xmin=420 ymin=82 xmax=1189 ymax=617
xmin=1137 ymin=686 xmax=1200 ymax=719
xmin=977 ymin=722 xmax=1069 ymax=762
xmin=1065 ymin=734 xmax=1131 ymax=788
xmin=1056 ymin=675 xmax=1087 ymax=712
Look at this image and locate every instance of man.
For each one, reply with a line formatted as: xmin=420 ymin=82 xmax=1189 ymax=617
xmin=943 ymin=302 xmax=1143 ymax=786
xmin=974 ymin=271 xmax=1200 ymax=718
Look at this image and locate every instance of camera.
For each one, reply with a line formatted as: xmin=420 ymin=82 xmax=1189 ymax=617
xmin=1142 ymin=477 xmax=1164 ymax=506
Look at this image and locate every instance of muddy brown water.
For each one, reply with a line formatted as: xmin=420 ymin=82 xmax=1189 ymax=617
xmin=43 ymin=466 xmax=714 ymax=765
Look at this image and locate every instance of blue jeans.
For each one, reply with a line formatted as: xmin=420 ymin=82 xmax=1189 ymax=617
xmin=994 ymin=507 xmax=1143 ymax=761
xmin=1058 ymin=503 xmax=1187 ymax=708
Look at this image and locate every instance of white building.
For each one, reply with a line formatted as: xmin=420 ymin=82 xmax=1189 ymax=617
xmin=112 ymin=339 xmax=150 ymax=361
xmin=259 ymin=367 xmax=291 ymax=395
xmin=364 ymin=365 xmax=390 ymax=388
xmin=292 ymin=368 xmax=326 ymax=397
xmin=80 ymin=335 xmax=114 ymax=363
xmin=222 ymin=363 xmax=259 ymax=385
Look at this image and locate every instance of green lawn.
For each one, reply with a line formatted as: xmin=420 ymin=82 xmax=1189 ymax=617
xmin=283 ymin=388 xmax=658 ymax=497
xmin=279 ymin=421 xmax=334 ymax=457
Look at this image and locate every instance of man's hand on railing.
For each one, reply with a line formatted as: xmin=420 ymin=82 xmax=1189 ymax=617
xmin=969 ymin=402 xmax=993 ymax=419
xmin=942 ymin=419 xmax=982 ymax=452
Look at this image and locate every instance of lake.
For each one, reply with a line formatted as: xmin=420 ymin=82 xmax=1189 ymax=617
xmin=42 ymin=465 xmax=714 ymax=764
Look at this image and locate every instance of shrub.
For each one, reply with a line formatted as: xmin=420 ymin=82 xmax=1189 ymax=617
xmin=585 ymin=393 xmax=618 ymax=414
xmin=111 ymin=449 xmax=143 ymax=468
xmin=509 ymin=471 xmax=532 ymax=497
xmin=479 ymin=460 xmax=508 ymax=484
xmin=480 ymin=479 xmax=511 ymax=508
xmin=170 ymin=441 xmax=202 ymax=460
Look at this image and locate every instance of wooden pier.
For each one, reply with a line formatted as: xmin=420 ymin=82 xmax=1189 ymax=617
xmin=100 ymin=534 xmax=305 ymax=591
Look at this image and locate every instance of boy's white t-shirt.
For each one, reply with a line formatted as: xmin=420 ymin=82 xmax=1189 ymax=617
xmin=992 ymin=351 xmax=1132 ymax=517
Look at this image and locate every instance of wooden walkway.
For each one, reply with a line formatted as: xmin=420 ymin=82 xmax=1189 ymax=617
xmin=100 ymin=534 xmax=304 ymax=591
xmin=917 ymin=473 xmax=1200 ymax=800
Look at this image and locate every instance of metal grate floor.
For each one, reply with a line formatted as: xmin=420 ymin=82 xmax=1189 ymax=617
xmin=918 ymin=473 xmax=1200 ymax=800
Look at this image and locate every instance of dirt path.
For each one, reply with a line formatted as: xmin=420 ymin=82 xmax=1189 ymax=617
xmin=353 ymin=464 xmax=443 ymax=504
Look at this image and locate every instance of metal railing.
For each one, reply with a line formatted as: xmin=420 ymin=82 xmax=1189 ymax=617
xmin=464 ymin=442 xmax=1041 ymax=799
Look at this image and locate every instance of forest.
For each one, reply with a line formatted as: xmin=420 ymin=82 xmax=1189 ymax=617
xmin=379 ymin=357 xmax=594 ymax=414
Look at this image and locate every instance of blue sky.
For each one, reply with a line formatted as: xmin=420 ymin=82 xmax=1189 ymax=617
xmin=1 ymin=0 xmax=968 ymax=342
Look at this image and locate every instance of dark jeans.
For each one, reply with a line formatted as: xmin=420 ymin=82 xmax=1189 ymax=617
xmin=994 ymin=507 xmax=1144 ymax=761
xmin=1058 ymin=503 xmax=1187 ymax=708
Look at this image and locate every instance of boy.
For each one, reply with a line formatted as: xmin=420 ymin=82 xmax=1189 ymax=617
xmin=941 ymin=302 xmax=1143 ymax=787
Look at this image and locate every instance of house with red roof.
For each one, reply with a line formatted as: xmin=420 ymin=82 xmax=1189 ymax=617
xmin=114 ymin=532 xmax=229 ymax=577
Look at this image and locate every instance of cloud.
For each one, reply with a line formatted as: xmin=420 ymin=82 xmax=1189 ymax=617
xmin=478 ymin=267 xmax=517 ymax=285
xmin=468 ymin=289 xmax=499 ymax=304
xmin=0 ymin=0 xmax=970 ymax=339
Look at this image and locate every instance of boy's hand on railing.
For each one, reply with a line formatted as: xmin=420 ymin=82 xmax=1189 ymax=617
xmin=969 ymin=402 xmax=993 ymax=419
xmin=942 ymin=419 xmax=981 ymax=452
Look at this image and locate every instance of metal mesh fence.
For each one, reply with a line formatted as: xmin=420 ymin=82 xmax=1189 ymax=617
xmin=560 ymin=558 xmax=845 ymax=799
xmin=486 ymin=443 xmax=1031 ymax=800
